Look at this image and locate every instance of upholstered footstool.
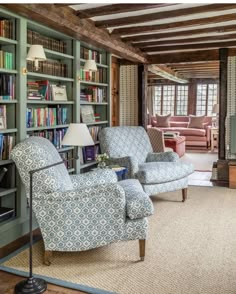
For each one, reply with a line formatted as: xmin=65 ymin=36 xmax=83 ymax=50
xmin=164 ymin=136 xmax=186 ymax=157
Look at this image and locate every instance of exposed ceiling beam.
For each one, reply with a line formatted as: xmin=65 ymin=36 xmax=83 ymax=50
xmin=149 ymin=50 xmax=219 ymax=64
xmin=75 ymin=4 xmax=174 ymax=18
xmin=134 ymin=33 xmax=236 ymax=48
xmin=142 ymin=40 xmax=236 ymax=52
xmin=2 ymin=4 xmax=148 ymax=64
xmin=122 ymin=24 xmax=236 ymax=42
xmin=148 ymin=64 xmax=188 ymax=84
xmin=112 ymin=13 xmax=236 ymax=36
xmin=54 ymin=4 xmax=76 ymax=7
xmin=96 ymin=4 xmax=236 ymax=28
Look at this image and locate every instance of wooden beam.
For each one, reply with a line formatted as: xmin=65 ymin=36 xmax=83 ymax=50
xmin=135 ymin=33 xmax=236 ymax=48
xmin=54 ymin=4 xmax=76 ymax=7
xmin=2 ymin=4 xmax=147 ymax=64
xmin=112 ymin=12 xmax=236 ymax=36
xmin=122 ymin=24 xmax=236 ymax=42
xmin=148 ymin=64 xmax=188 ymax=83
xmin=149 ymin=50 xmax=219 ymax=64
xmin=96 ymin=4 xmax=236 ymax=28
xmin=142 ymin=41 xmax=236 ymax=52
xmin=75 ymin=4 xmax=174 ymax=18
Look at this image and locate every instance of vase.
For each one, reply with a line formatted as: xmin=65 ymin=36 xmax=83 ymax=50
xmin=98 ymin=161 xmax=106 ymax=169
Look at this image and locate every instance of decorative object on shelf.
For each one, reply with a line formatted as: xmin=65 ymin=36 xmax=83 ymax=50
xmin=80 ymin=105 xmax=95 ymax=123
xmin=62 ymin=123 xmax=94 ymax=160
xmin=212 ymin=103 xmax=219 ymax=128
xmin=51 ymin=84 xmax=67 ymax=101
xmin=26 ymin=45 xmax=46 ymax=71
xmin=96 ymin=153 xmax=109 ymax=168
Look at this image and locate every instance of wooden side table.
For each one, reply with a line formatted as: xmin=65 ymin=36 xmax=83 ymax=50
xmin=211 ymin=128 xmax=219 ymax=151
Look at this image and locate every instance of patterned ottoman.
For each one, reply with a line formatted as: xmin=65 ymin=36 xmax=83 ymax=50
xmin=164 ymin=136 xmax=186 ymax=157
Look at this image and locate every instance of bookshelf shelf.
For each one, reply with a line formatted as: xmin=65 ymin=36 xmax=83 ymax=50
xmin=0 ymin=36 xmax=17 ymax=45
xmin=58 ymin=146 xmax=74 ymax=152
xmin=27 ymin=124 xmax=69 ymax=131
xmin=80 ymin=161 xmax=97 ymax=169
xmin=68 ymin=168 xmax=75 ymax=173
xmin=0 ymin=68 xmax=17 ymax=74
xmin=26 ymin=45 xmax=74 ymax=60
xmin=27 ymin=100 xmax=74 ymax=105
xmin=80 ymin=101 xmax=108 ymax=105
xmin=0 ymin=159 xmax=14 ymax=166
xmin=80 ymin=80 xmax=108 ymax=87
xmin=80 ymin=58 xmax=108 ymax=68
xmin=0 ymin=128 xmax=17 ymax=134
xmin=0 ymin=100 xmax=17 ymax=104
xmin=0 ymin=188 xmax=17 ymax=198
xmin=27 ymin=72 xmax=74 ymax=82
xmin=86 ymin=121 xmax=108 ymax=126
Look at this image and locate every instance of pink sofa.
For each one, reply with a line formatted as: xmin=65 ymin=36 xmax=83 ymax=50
xmin=150 ymin=116 xmax=212 ymax=148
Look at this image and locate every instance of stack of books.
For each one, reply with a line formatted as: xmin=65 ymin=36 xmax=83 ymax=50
xmin=0 ymin=74 xmax=15 ymax=100
xmin=0 ymin=134 xmax=15 ymax=160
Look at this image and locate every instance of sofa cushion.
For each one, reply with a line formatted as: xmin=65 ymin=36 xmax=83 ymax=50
xmin=188 ymin=115 xmax=205 ymax=129
xmin=170 ymin=121 xmax=189 ymax=128
xmin=136 ymin=162 xmax=194 ymax=184
xmin=118 ymin=179 xmax=154 ymax=220
xmin=155 ymin=113 xmax=171 ymax=127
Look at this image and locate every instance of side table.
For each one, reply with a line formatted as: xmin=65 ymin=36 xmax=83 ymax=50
xmin=211 ymin=128 xmax=219 ymax=151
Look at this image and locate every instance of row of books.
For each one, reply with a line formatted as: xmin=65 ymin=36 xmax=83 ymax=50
xmin=80 ymin=47 xmax=103 ymax=64
xmin=0 ymin=74 xmax=15 ymax=100
xmin=0 ymin=19 xmax=13 ymax=39
xmin=27 ymin=80 xmax=68 ymax=101
xmin=80 ymin=145 xmax=100 ymax=165
xmin=88 ymin=126 xmax=102 ymax=142
xmin=0 ymin=105 xmax=7 ymax=129
xmin=80 ymin=86 xmax=106 ymax=103
xmin=27 ymin=60 xmax=68 ymax=78
xmin=0 ymin=134 xmax=14 ymax=160
xmin=60 ymin=151 xmax=73 ymax=170
xmin=0 ymin=51 xmax=13 ymax=69
xmin=27 ymin=128 xmax=68 ymax=149
xmin=26 ymin=106 xmax=68 ymax=128
xmin=80 ymin=68 xmax=107 ymax=84
xmin=27 ymin=29 xmax=67 ymax=54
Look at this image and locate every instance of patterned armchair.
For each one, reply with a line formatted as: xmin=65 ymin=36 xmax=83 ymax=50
xmin=99 ymin=126 xmax=194 ymax=201
xmin=11 ymin=137 xmax=154 ymax=265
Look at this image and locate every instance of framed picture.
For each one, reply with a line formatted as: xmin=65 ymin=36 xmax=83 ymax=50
xmin=80 ymin=105 xmax=95 ymax=123
xmin=51 ymin=84 xmax=68 ymax=101
xmin=0 ymin=116 xmax=6 ymax=129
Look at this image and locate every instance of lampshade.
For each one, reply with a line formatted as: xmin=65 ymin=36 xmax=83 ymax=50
xmin=62 ymin=123 xmax=94 ymax=147
xmin=212 ymin=103 xmax=219 ymax=114
xmin=26 ymin=45 xmax=46 ymax=61
xmin=83 ymin=59 xmax=97 ymax=72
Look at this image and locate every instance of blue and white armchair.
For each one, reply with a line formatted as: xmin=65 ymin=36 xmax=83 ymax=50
xmin=99 ymin=126 xmax=194 ymax=201
xmin=11 ymin=137 xmax=154 ymax=265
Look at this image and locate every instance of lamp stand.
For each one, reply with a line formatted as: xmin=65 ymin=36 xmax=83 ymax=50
xmin=15 ymin=161 xmax=64 ymax=294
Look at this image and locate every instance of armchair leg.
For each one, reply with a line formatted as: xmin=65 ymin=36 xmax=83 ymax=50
xmin=139 ymin=239 xmax=146 ymax=261
xmin=44 ymin=250 xmax=52 ymax=266
xmin=182 ymin=188 xmax=187 ymax=202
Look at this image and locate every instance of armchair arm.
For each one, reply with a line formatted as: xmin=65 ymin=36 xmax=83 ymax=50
xmin=109 ymin=156 xmax=139 ymax=178
xmin=70 ymin=168 xmax=117 ymax=189
xmin=146 ymin=151 xmax=179 ymax=163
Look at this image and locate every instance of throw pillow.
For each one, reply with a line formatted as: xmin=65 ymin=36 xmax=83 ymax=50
xmin=188 ymin=115 xmax=205 ymax=129
xmin=155 ymin=113 xmax=171 ymax=127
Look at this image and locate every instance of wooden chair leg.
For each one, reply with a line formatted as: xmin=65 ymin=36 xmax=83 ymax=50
xmin=44 ymin=250 xmax=52 ymax=266
xmin=139 ymin=239 xmax=146 ymax=261
xmin=182 ymin=188 xmax=187 ymax=202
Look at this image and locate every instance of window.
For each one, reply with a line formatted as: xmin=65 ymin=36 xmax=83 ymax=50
xmin=196 ymin=83 xmax=218 ymax=116
xmin=153 ymin=85 xmax=188 ymax=115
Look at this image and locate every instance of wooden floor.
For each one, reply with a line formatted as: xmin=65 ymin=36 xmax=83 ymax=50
xmin=0 ymin=271 xmax=87 ymax=294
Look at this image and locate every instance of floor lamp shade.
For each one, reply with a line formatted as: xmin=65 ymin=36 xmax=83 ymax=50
xmin=62 ymin=123 xmax=94 ymax=147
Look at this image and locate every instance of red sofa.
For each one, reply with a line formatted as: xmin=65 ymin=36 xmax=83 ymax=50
xmin=149 ymin=116 xmax=212 ymax=148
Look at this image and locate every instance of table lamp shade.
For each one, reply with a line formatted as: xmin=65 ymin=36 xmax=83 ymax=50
xmin=26 ymin=45 xmax=46 ymax=61
xmin=62 ymin=123 xmax=94 ymax=147
xmin=83 ymin=59 xmax=97 ymax=72
xmin=212 ymin=103 xmax=219 ymax=114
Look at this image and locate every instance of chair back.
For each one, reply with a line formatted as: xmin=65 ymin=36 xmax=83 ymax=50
xmin=147 ymin=127 xmax=165 ymax=152
xmin=99 ymin=126 xmax=153 ymax=164
xmin=11 ymin=136 xmax=73 ymax=196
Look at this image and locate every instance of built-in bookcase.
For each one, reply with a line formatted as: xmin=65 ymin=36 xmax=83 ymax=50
xmin=0 ymin=7 xmax=111 ymax=248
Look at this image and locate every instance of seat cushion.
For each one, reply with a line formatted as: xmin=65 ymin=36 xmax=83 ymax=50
xmin=118 ymin=179 xmax=154 ymax=220
xmin=136 ymin=162 xmax=194 ymax=184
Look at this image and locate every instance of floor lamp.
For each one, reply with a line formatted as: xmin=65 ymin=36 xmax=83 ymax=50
xmin=15 ymin=123 xmax=94 ymax=293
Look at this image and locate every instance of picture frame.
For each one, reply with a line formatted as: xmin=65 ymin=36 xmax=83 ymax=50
xmin=0 ymin=116 xmax=6 ymax=129
xmin=80 ymin=105 xmax=95 ymax=123
xmin=51 ymin=84 xmax=67 ymax=101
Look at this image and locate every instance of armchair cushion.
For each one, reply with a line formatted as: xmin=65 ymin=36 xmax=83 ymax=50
xmin=146 ymin=151 xmax=179 ymax=163
xmin=118 ymin=179 xmax=154 ymax=220
xmin=70 ymin=169 xmax=117 ymax=189
xmin=136 ymin=162 xmax=194 ymax=184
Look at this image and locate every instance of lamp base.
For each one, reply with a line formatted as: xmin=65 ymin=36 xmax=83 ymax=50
xmin=15 ymin=277 xmax=47 ymax=294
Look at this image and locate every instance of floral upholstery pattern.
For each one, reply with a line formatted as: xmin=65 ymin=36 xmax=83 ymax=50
xmin=11 ymin=136 xmax=152 ymax=252
xmin=99 ymin=126 xmax=194 ymax=197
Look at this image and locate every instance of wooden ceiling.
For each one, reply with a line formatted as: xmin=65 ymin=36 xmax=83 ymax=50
xmin=5 ymin=3 xmax=236 ymax=80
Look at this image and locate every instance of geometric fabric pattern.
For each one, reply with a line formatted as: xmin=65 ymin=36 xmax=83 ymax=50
xmin=11 ymin=136 xmax=152 ymax=252
xmin=99 ymin=126 xmax=194 ymax=196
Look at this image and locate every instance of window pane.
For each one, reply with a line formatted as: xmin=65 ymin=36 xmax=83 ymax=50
xmin=176 ymin=85 xmax=188 ymax=115
xmin=162 ymin=85 xmax=175 ymax=115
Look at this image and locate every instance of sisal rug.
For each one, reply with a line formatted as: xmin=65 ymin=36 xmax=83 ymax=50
xmin=188 ymin=171 xmax=213 ymax=187
xmin=1 ymin=186 xmax=236 ymax=294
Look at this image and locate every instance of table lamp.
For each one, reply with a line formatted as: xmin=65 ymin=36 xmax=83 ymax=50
xmin=26 ymin=45 xmax=46 ymax=71
xmin=212 ymin=103 xmax=219 ymax=128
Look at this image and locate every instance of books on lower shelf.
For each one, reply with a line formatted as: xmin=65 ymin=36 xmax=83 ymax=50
xmin=88 ymin=126 xmax=102 ymax=142
xmin=0 ymin=74 xmax=15 ymax=100
xmin=79 ymin=145 xmax=100 ymax=165
xmin=0 ymin=105 xmax=7 ymax=129
xmin=26 ymin=106 xmax=68 ymax=127
xmin=27 ymin=60 xmax=68 ymax=77
xmin=60 ymin=151 xmax=73 ymax=170
xmin=0 ymin=134 xmax=15 ymax=160
xmin=0 ymin=50 xmax=13 ymax=69
xmin=80 ymin=68 xmax=107 ymax=84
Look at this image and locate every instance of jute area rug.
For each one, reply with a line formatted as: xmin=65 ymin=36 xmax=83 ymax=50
xmin=1 ymin=186 xmax=236 ymax=294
